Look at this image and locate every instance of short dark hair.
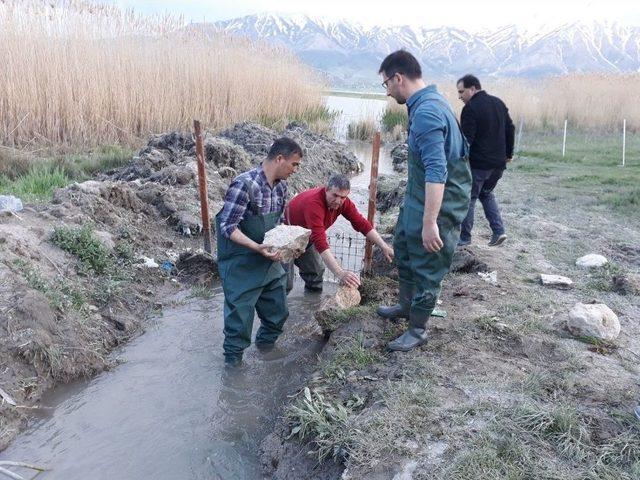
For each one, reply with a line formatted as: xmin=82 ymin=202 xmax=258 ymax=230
xmin=327 ymin=174 xmax=350 ymax=191
xmin=457 ymin=74 xmax=482 ymax=90
xmin=266 ymin=137 xmax=303 ymax=160
xmin=378 ymin=50 xmax=422 ymax=80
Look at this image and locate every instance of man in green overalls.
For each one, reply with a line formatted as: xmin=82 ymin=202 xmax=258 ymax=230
xmin=216 ymin=138 xmax=303 ymax=366
xmin=377 ymin=50 xmax=472 ymax=352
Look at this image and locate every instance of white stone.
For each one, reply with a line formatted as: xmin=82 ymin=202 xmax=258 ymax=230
xmin=540 ymin=274 xmax=574 ymax=287
xmin=263 ymin=225 xmax=311 ymax=263
xmin=576 ymin=254 xmax=608 ymax=268
xmin=567 ymin=303 xmax=620 ymax=341
xmin=335 ymin=286 xmax=361 ymax=309
xmin=478 ymin=270 xmax=498 ymax=285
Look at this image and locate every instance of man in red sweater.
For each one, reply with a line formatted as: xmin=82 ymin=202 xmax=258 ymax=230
xmin=286 ymin=174 xmax=394 ymax=291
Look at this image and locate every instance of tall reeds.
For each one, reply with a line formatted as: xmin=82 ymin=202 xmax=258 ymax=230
xmin=0 ymin=1 xmax=325 ymax=150
xmin=381 ymin=74 xmax=640 ymax=134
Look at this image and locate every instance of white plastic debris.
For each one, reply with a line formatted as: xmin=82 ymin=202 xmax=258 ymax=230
xmin=139 ymin=256 xmax=159 ymax=268
xmin=0 ymin=195 xmax=23 ymax=213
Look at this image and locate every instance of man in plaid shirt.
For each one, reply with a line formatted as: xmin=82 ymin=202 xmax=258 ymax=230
xmin=215 ymin=137 xmax=303 ymax=367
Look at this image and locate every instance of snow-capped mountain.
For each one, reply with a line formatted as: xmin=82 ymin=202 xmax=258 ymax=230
xmin=207 ymin=13 xmax=640 ymax=88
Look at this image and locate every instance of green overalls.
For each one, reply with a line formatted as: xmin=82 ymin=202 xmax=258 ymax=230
xmin=393 ymin=105 xmax=472 ymax=317
xmin=215 ymin=186 xmax=288 ymax=362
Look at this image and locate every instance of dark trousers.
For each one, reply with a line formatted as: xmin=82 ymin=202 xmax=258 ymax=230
xmin=460 ymin=167 xmax=505 ymax=241
xmin=285 ymin=242 xmax=325 ymax=292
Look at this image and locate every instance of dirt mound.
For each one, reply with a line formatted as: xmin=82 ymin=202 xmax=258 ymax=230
xmin=390 ymin=142 xmax=408 ymax=173
xmin=376 ymin=175 xmax=406 ymax=214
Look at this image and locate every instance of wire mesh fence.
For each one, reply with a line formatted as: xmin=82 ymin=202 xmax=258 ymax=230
xmin=326 ymin=233 xmax=366 ymax=282
xmin=288 ymin=233 xmax=367 ymax=285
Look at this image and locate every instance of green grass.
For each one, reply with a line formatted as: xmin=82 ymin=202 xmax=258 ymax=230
xmin=0 ymin=164 xmax=70 ymax=201
xmin=323 ymin=333 xmax=382 ymax=378
xmin=0 ymin=145 xmax=133 ymax=202
xmin=257 ymin=106 xmax=339 ymax=136
xmin=286 ymin=387 xmax=356 ymax=462
xmin=516 ymin=130 xmax=640 ymax=214
xmin=381 ymin=107 xmax=408 ymax=131
xmin=50 ymin=225 xmax=112 ymax=274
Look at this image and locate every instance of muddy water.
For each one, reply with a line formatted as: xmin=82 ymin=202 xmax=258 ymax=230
xmin=1 ymin=98 xmax=399 ymax=479
xmin=0 ymin=283 xmax=335 ymax=479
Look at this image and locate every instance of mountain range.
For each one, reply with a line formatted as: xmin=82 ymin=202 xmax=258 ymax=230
xmin=204 ymin=13 xmax=640 ymax=89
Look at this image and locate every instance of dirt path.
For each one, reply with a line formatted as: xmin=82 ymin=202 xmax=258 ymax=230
xmin=262 ymin=157 xmax=640 ymax=479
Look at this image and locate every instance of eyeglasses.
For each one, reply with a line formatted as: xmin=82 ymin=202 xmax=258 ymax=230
xmin=381 ymin=73 xmax=398 ymax=90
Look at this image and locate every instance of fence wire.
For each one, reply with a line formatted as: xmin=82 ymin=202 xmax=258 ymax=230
xmin=288 ymin=233 xmax=367 ymax=285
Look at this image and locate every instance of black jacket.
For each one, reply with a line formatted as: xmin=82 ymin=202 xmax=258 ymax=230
xmin=460 ymin=90 xmax=515 ymax=170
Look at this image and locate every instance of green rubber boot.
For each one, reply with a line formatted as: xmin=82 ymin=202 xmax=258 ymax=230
xmin=376 ymin=283 xmax=415 ymax=321
xmin=387 ymin=310 xmax=429 ymax=352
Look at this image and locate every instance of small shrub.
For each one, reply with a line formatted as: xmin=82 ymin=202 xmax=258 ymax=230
xmin=51 ymin=225 xmax=111 ymax=274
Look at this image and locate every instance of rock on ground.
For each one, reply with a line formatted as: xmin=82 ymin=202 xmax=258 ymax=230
xmin=315 ymin=286 xmax=362 ymax=335
xmin=567 ymin=303 xmax=620 ymax=341
xmin=263 ymin=225 xmax=311 ymax=263
xmin=540 ymin=273 xmax=574 ymax=287
xmin=335 ymin=286 xmax=361 ymax=309
xmin=576 ymin=254 xmax=608 ymax=268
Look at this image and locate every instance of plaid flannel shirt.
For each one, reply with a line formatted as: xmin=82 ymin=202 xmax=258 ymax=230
xmin=217 ymin=166 xmax=288 ymax=238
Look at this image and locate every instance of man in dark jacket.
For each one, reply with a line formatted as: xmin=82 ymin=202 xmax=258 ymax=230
xmin=456 ymin=74 xmax=515 ymax=247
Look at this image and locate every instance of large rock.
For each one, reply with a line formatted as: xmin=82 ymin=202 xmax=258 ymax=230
xmin=314 ymin=286 xmax=361 ymax=335
xmin=567 ymin=303 xmax=620 ymax=341
xmin=335 ymin=286 xmax=361 ymax=309
xmin=576 ymin=254 xmax=608 ymax=268
xmin=540 ymin=274 xmax=574 ymax=287
xmin=263 ymin=225 xmax=311 ymax=263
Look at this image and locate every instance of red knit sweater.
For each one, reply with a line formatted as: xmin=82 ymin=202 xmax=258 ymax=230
xmin=286 ymin=187 xmax=373 ymax=253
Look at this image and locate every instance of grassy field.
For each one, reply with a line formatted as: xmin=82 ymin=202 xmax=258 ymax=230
xmin=515 ymin=130 xmax=640 ymax=212
xmin=283 ymin=129 xmax=640 ymax=479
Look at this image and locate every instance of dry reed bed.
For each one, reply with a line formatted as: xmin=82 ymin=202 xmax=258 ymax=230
xmin=0 ymin=1 xmax=324 ymax=149
xmin=381 ymin=73 xmax=640 ymax=133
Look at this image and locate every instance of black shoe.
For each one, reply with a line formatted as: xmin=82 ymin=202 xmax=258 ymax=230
xmin=387 ymin=310 xmax=429 ymax=352
xmin=377 ymin=283 xmax=414 ymax=321
xmin=488 ymin=233 xmax=507 ymax=246
xmin=304 ymin=284 xmax=323 ymax=292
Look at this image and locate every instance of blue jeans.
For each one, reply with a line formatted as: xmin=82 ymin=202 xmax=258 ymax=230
xmin=460 ymin=167 xmax=505 ymax=241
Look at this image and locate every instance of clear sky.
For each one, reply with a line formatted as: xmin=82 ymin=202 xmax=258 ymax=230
xmin=110 ymin=0 xmax=640 ymax=30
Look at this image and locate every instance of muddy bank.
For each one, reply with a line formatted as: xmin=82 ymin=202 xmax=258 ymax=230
xmin=0 ymin=122 xmax=359 ymax=452
xmin=260 ymin=165 xmax=640 ymax=478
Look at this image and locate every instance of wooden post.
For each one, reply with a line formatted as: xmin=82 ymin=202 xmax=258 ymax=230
xmin=622 ymin=119 xmax=627 ymax=167
xmin=363 ymin=131 xmax=381 ymax=274
xmin=515 ymin=116 xmax=524 ymax=156
xmin=194 ymin=120 xmax=212 ymax=254
xmin=562 ymin=119 xmax=568 ymax=157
